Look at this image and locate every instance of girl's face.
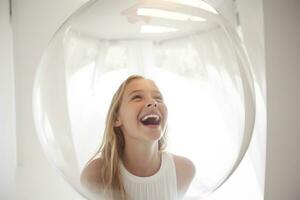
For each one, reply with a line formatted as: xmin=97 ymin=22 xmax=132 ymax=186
xmin=114 ymin=78 xmax=168 ymax=144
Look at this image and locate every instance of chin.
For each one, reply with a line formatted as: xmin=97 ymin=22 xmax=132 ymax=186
xmin=144 ymin=129 xmax=163 ymax=141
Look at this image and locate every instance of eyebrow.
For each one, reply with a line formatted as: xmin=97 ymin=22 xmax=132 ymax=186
xmin=127 ymin=90 xmax=162 ymax=97
xmin=128 ymin=90 xmax=142 ymax=97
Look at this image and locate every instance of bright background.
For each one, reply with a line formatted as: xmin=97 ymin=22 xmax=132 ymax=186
xmin=2 ymin=0 xmax=298 ymax=200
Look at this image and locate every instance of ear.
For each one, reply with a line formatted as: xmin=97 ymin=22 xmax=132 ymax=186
xmin=114 ymin=118 xmax=122 ymax=127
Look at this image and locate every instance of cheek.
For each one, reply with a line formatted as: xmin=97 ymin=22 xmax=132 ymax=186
xmin=161 ymin=104 xmax=168 ymax=120
xmin=119 ymin=106 xmax=139 ymax=125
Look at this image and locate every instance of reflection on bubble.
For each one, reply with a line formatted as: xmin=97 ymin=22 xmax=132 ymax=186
xmin=33 ymin=0 xmax=255 ymax=199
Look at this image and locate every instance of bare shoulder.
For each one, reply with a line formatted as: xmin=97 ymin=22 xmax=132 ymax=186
xmin=172 ymin=154 xmax=196 ymax=197
xmin=80 ymin=158 xmax=103 ymax=191
xmin=173 ymin=154 xmax=196 ymax=177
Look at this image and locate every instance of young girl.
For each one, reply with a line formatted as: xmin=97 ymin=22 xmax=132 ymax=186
xmin=81 ymin=75 xmax=195 ymax=200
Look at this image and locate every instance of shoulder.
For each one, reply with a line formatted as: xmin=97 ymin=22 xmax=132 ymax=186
xmin=172 ymin=154 xmax=196 ymax=197
xmin=172 ymin=154 xmax=196 ymax=176
xmin=80 ymin=158 xmax=104 ymax=191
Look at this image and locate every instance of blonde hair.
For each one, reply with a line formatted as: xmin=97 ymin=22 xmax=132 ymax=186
xmin=93 ymin=75 xmax=167 ymax=200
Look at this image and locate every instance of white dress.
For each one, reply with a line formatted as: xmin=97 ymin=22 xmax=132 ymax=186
xmin=120 ymin=152 xmax=178 ymax=200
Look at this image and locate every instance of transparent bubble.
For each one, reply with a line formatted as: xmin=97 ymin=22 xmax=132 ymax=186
xmin=33 ymin=0 xmax=256 ymax=199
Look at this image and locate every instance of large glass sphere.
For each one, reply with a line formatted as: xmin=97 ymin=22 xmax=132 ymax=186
xmin=33 ymin=0 xmax=255 ymax=199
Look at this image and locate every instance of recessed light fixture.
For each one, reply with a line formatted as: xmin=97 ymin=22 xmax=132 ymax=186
xmin=137 ymin=8 xmax=206 ymax=22
xmin=141 ymin=25 xmax=177 ymax=33
xmin=165 ymin=0 xmax=219 ymax=14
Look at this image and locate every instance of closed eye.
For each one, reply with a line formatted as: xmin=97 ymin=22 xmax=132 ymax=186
xmin=131 ymin=95 xmax=142 ymax=100
xmin=154 ymin=96 xmax=164 ymax=101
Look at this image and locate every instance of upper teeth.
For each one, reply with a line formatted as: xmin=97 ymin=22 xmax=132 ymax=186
xmin=142 ymin=114 xmax=159 ymax=121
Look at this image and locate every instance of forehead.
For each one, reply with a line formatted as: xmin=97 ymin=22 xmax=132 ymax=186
xmin=124 ymin=78 xmax=160 ymax=94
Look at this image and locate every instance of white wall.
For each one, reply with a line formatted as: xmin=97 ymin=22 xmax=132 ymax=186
xmin=0 ymin=0 xmax=16 ymax=199
xmin=264 ymin=0 xmax=300 ymax=200
xmin=236 ymin=0 xmax=266 ymax=193
xmin=12 ymin=0 xmax=88 ymax=199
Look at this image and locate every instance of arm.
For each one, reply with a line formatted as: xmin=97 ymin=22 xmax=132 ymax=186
xmin=80 ymin=158 xmax=103 ymax=194
xmin=173 ymin=155 xmax=196 ymax=199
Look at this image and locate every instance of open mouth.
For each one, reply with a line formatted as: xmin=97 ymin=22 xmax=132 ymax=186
xmin=140 ymin=114 xmax=161 ymax=126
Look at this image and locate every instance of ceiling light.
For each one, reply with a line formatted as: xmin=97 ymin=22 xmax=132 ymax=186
xmin=165 ymin=0 xmax=219 ymax=14
xmin=137 ymin=8 xmax=206 ymax=22
xmin=141 ymin=25 xmax=177 ymax=33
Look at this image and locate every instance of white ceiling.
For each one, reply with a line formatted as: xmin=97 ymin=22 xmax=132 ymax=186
xmin=68 ymin=0 xmax=226 ymax=41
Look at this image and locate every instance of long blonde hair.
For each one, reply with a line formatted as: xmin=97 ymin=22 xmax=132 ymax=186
xmin=94 ymin=75 xmax=167 ymax=199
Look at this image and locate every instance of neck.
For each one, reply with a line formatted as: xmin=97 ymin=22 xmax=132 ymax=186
xmin=122 ymin=140 xmax=161 ymax=177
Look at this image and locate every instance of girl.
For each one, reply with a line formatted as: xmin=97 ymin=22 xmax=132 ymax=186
xmin=81 ymin=75 xmax=195 ymax=200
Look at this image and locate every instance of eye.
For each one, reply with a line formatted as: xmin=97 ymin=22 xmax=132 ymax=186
xmin=131 ymin=95 xmax=142 ymax=101
xmin=155 ymin=96 xmax=163 ymax=102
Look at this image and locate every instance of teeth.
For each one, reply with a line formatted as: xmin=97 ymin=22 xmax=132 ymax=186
xmin=142 ymin=114 xmax=160 ymax=121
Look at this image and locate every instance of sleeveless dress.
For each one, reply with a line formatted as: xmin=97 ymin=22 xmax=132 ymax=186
xmin=120 ymin=152 xmax=178 ymax=200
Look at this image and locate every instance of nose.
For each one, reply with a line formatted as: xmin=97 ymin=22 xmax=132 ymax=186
xmin=146 ymin=99 xmax=158 ymax=108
